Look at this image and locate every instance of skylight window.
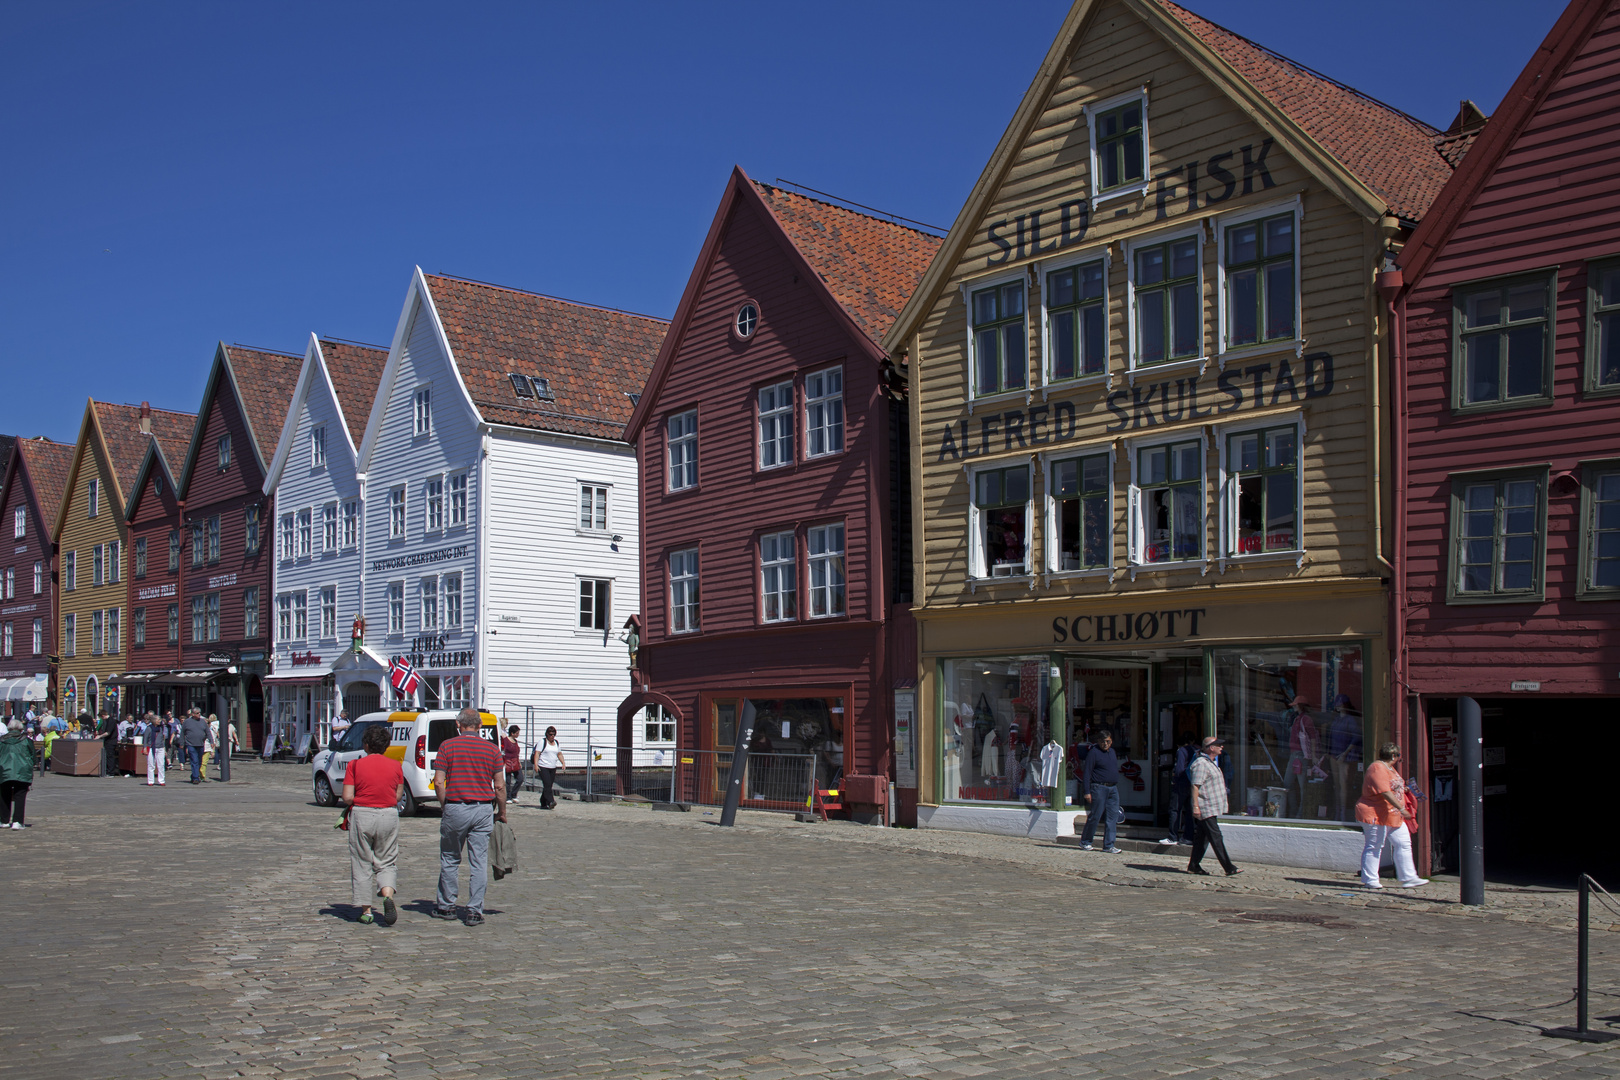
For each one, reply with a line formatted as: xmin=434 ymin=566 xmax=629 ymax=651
xmin=509 ymin=373 xmax=534 ymax=398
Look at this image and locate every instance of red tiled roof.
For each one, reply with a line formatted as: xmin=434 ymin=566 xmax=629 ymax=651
xmin=424 ymin=275 xmax=668 ymax=442
xmin=318 ymin=339 xmax=389 ymax=443
xmin=1156 ymin=0 xmax=1454 ymax=220
xmin=13 ymin=436 xmax=76 ymax=525
xmin=751 ymin=183 xmax=943 ymax=346
xmin=223 ymin=345 xmax=304 ymax=465
xmin=92 ymin=402 xmax=192 ymax=504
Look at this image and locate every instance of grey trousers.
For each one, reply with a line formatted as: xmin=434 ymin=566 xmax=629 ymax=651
xmin=349 ymin=806 xmax=400 ymax=907
xmin=438 ymin=802 xmax=493 ymax=913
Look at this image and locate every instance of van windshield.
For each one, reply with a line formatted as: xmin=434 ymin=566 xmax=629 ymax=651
xmin=427 ymin=720 xmax=459 ymax=752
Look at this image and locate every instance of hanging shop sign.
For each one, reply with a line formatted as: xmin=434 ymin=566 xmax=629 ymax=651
xmin=205 ymin=650 xmax=237 ymax=667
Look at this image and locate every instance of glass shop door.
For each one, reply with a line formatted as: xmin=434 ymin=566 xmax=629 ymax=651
xmin=1069 ymin=662 xmax=1153 ymax=821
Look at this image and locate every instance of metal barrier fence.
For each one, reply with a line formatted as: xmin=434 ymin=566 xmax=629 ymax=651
xmin=672 ymin=749 xmax=818 ymax=813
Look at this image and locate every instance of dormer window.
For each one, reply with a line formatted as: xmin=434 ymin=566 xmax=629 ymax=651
xmin=509 ymin=373 xmax=534 ymax=398
xmin=734 ymin=303 xmax=759 ymax=340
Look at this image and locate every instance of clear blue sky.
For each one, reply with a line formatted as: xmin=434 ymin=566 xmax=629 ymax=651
xmin=1 ymin=0 xmax=1566 ymax=444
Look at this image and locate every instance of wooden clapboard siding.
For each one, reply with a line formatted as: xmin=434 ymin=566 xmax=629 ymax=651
xmin=0 ymin=438 xmax=72 ymax=688
xmin=124 ymin=443 xmax=184 ymax=672
xmin=1398 ymin=1 xmax=1620 ymax=698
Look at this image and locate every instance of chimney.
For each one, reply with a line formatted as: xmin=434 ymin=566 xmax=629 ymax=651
xmin=140 ymin=401 xmax=151 ymax=434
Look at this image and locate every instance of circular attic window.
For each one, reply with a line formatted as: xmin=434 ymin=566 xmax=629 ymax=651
xmin=734 ymin=302 xmax=759 ymax=340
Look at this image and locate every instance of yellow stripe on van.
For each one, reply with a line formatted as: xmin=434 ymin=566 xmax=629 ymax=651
xmin=384 ymin=746 xmax=407 ymax=761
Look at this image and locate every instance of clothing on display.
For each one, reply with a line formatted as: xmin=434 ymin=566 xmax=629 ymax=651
xmin=981 ymin=732 xmax=1000 ymax=777
xmin=1037 ymin=741 xmax=1064 ymax=789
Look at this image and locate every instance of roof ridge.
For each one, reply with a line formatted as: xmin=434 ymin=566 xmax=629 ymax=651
xmin=428 ymin=274 xmax=671 ymax=325
xmin=228 ymin=343 xmax=304 ymax=359
xmin=760 ymin=180 xmax=948 ymax=237
xmin=318 ymin=336 xmax=391 ymax=352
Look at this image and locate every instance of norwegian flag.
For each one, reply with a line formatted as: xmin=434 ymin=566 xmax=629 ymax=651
xmin=389 ymin=656 xmax=421 ymax=696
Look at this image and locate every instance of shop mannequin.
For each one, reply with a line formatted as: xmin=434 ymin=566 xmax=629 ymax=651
xmin=943 ymin=711 xmax=966 ymax=798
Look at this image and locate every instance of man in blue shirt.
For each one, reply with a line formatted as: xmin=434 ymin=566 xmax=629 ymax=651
xmin=1078 ymin=730 xmax=1122 ymax=853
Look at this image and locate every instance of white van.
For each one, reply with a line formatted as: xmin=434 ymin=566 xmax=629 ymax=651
xmin=310 ymin=709 xmax=500 ymax=814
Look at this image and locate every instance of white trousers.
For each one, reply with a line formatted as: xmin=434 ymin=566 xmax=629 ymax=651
xmin=146 ymin=748 xmax=166 ymax=785
xmin=1360 ymin=823 xmax=1421 ymax=886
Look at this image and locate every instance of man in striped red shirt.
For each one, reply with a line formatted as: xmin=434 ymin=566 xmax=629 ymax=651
xmin=431 ymin=708 xmax=506 ymax=925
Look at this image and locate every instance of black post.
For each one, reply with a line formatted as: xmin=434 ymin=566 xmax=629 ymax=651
xmin=1457 ymin=696 xmax=1483 ymax=906
xmin=218 ymin=676 xmax=233 ymax=783
xmin=1578 ymin=874 xmax=1590 ymax=1035
xmin=717 ymin=700 xmax=756 ymax=828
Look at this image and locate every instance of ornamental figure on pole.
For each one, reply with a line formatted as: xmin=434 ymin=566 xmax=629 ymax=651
xmin=351 ymin=614 xmax=366 ymax=651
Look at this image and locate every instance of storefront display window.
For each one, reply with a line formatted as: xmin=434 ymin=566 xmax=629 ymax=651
xmin=942 ymin=657 xmax=1052 ymax=804
xmin=1070 ymin=663 xmax=1151 ymax=809
xmin=1213 ymin=644 xmax=1365 ymax=823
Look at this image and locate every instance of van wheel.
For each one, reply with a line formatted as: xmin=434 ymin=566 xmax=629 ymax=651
xmin=314 ymin=773 xmax=336 ymax=807
xmin=398 ymin=787 xmax=417 ymax=816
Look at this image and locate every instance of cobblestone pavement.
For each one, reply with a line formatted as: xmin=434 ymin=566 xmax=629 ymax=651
xmin=3 ymin=761 xmax=1619 ymax=1080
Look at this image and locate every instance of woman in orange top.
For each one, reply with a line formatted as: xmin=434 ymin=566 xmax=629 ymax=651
xmin=1355 ymin=742 xmax=1426 ymax=889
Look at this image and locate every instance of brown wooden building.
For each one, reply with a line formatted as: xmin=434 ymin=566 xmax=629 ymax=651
xmin=0 ymin=436 xmax=75 ymax=714
xmin=1391 ymin=0 xmax=1620 ymax=882
xmin=621 ymin=169 xmax=939 ymax=819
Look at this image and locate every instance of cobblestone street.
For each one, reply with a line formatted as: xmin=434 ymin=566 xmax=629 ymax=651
xmin=3 ymin=760 xmax=1618 ymax=1080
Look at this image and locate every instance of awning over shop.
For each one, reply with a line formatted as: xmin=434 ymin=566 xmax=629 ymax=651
xmin=108 ymin=669 xmax=224 ymax=687
xmin=0 ymin=674 xmax=47 ymax=701
xmin=107 ymin=671 xmax=164 ymax=686
xmin=263 ymin=670 xmax=331 ymax=686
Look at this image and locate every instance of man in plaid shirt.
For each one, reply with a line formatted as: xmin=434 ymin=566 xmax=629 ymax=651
xmin=1187 ymin=736 xmax=1243 ymax=877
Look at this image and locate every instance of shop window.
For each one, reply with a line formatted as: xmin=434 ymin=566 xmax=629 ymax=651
xmin=667 ymin=410 xmax=697 ymax=491
xmin=970 ymin=278 xmax=1027 ymax=397
xmin=643 ymin=704 xmax=676 ymax=746
xmin=1129 ymin=439 xmax=1203 ymax=565
xmin=1588 ymin=258 xmax=1620 ymax=394
xmin=722 ymin=697 xmax=846 ymax=796
xmin=1087 ymin=93 xmax=1147 ymax=198
xmin=669 ymin=548 xmax=699 ymax=633
xmin=805 ymin=366 xmax=844 ymax=457
xmin=1222 ymin=211 xmax=1296 ymax=350
xmin=578 ymin=578 xmax=610 ymax=631
xmin=1050 ymin=452 xmax=1111 ymax=572
xmin=1132 ymin=235 xmax=1200 ymax=366
xmin=1225 ymin=424 xmax=1300 ymax=556
xmin=760 ymin=531 xmax=797 ymax=622
xmin=1213 ymin=645 xmax=1365 ymax=824
xmin=758 ymin=381 xmax=794 ymax=469
xmin=1452 ymin=272 xmax=1555 ymax=411
xmin=1447 ymin=469 xmax=1547 ymax=603
xmin=134 ymin=537 xmax=147 ymax=579
xmin=1045 ymin=258 xmax=1107 ymax=381
xmin=972 ymin=464 xmax=1031 ymax=578
xmin=807 ymin=523 xmax=845 ymax=617
xmin=941 ymin=658 xmax=1053 ymax=805
xmin=1577 ymin=460 xmax=1620 ymax=597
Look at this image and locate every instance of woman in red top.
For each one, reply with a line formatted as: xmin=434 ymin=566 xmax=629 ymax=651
xmin=343 ymin=724 xmax=405 ymax=924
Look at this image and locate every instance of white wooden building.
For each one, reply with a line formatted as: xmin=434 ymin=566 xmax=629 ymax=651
xmin=355 ymin=269 xmax=666 ymax=759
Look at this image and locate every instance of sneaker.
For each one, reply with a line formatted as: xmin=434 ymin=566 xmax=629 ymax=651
xmin=9 ymin=822 xmax=20 ymax=830
xmin=431 ymin=906 xmax=458 ymax=920
xmin=463 ymin=911 xmax=484 ymax=926
xmin=1078 ymin=842 xmax=1094 ymax=851
xmin=1363 ymin=883 xmax=1384 ymax=890
xmin=357 ymin=911 xmax=375 ymax=924
xmin=382 ymin=896 xmax=398 ymax=926
xmin=1159 ymin=837 xmax=1177 ymax=845
xmin=1103 ymin=846 xmax=1123 ymax=854
xmin=1400 ymin=879 xmax=1430 ymax=889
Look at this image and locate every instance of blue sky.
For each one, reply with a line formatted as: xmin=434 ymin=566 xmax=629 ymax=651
xmin=1 ymin=0 xmax=1566 ymax=443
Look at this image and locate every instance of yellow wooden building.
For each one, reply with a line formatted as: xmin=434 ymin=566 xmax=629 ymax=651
xmin=882 ymin=0 xmax=1456 ymax=861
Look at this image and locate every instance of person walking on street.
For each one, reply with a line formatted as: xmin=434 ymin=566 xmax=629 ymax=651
xmin=500 ymin=725 xmax=524 ymax=803
xmin=200 ymin=714 xmax=219 ymax=780
xmin=1 ymin=719 xmax=35 ymax=829
xmin=181 ymin=709 xmax=209 ymax=784
xmin=531 ymin=725 xmax=565 ymax=810
xmin=343 ymin=723 xmax=403 ymax=925
xmin=432 ymin=708 xmax=506 ymax=925
xmin=1077 ymin=729 xmax=1123 ymax=853
xmin=1188 ymin=736 xmax=1243 ymax=877
xmin=99 ymin=710 xmax=118 ymax=778
xmin=1356 ymin=742 xmax=1427 ymax=889
xmin=142 ymin=712 xmax=166 ymax=787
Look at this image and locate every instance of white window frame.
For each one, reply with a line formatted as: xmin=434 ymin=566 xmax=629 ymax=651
xmin=578 ymin=577 xmax=611 ymax=632
xmin=342 ymin=500 xmax=360 ymax=547
xmin=1039 ymin=248 xmax=1112 ymax=390
xmin=425 ymin=475 xmax=444 ymax=533
xmin=1215 ymin=196 xmax=1305 ymax=363
xmin=1044 ymin=444 xmax=1117 ymax=577
xmin=217 ymin=434 xmax=232 ymax=471
xmin=962 ymin=270 xmax=1031 ymax=405
xmin=968 ymin=461 xmax=1034 ymax=580
xmin=387 ymin=580 xmax=405 ymax=635
xmin=578 ymin=483 xmax=609 ymax=533
xmin=1215 ymin=411 xmax=1307 ymax=572
xmin=1125 ymin=431 xmax=1209 ymax=578
xmin=667 ymin=410 xmax=698 ymax=491
xmin=641 ymin=704 xmax=677 ymax=746
xmin=93 ymin=543 xmax=104 ymax=587
xmin=806 ymin=522 xmax=847 ymax=618
xmin=166 ymin=603 xmax=178 ymax=644
xmin=243 ymin=586 xmax=259 ymax=638
xmin=413 ymin=385 xmax=432 ymax=437
xmin=389 ymin=487 xmax=406 ymax=539
xmin=108 ymin=540 xmax=119 ymax=584
xmin=1125 ymin=224 xmax=1206 ymax=379
xmin=3 ymin=567 xmax=12 ymax=601
xmin=318 ymin=585 xmax=337 ymax=639
xmin=321 ymin=502 xmax=338 ymax=552
xmin=420 ymin=575 xmax=439 ymax=631
xmin=311 ymin=424 xmax=327 ymax=469
xmin=759 ymin=530 xmax=797 ymax=623
xmin=295 ymin=508 xmax=312 ymax=558
xmin=448 ymin=473 xmax=468 ymax=527
xmin=87 ymin=478 xmax=99 ymax=518
xmin=758 ymin=380 xmax=794 ymax=469
xmin=32 ymin=561 xmax=41 ymax=595
xmin=669 ymin=548 xmax=699 ymax=633
xmin=2 ymin=621 xmax=10 ymax=659
xmin=12 ymin=507 xmax=23 ymax=539
xmin=443 ymin=572 xmax=462 ymax=628
xmin=1084 ymin=87 xmax=1151 ymax=208
xmin=136 ymin=608 xmax=148 ymax=647
xmin=32 ymin=618 xmax=42 ymax=656
xmin=804 ymin=366 xmax=845 ymax=458
xmin=290 ymin=591 xmax=305 ymax=642
xmin=279 ymin=513 xmax=295 ymax=561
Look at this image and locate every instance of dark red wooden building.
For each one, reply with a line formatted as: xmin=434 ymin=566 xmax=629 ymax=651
xmin=621 ymin=169 xmax=939 ymax=820
xmin=0 ymin=436 xmax=75 ymax=715
xmin=1391 ymin=0 xmax=1620 ymax=881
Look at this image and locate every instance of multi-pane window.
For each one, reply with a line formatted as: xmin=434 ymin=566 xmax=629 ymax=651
xmin=760 ymin=531 xmax=797 ymax=622
xmin=11 ymin=507 xmax=22 ymax=539
xmin=387 ymin=581 xmax=405 ymax=634
xmin=971 ymin=280 xmax=1027 ymax=396
xmin=279 ymin=514 xmax=295 ymax=561
xmin=88 ymin=478 xmax=99 ymax=518
xmin=93 ymin=610 xmax=103 ymax=655
xmin=93 ymin=544 xmax=104 ymax=587
xmin=643 ymin=704 xmax=676 ymax=745
xmin=107 ymin=608 xmax=119 ymax=653
xmin=295 ymin=510 xmax=311 ymax=558
xmin=1224 ymin=214 xmax=1296 ymax=348
xmin=322 ymin=503 xmax=337 ymax=551
xmin=425 ymin=477 xmax=444 ymax=532
xmin=413 ymin=387 xmax=432 ymax=436
xmin=1453 ymin=473 xmax=1545 ymax=600
xmin=1093 ymin=99 xmax=1145 ymax=193
xmin=277 ymin=593 xmax=293 ymax=641
xmin=64 ymin=613 xmax=75 ymax=656
xmin=189 ymin=520 xmax=201 ymax=568
xmin=579 ymin=578 xmax=610 ymax=631
xmin=1227 ymin=425 xmax=1299 ymax=555
xmin=289 ymin=591 xmax=304 ymax=641
xmin=343 ymin=500 xmax=360 ymax=546
xmin=1047 ymin=260 xmax=1107 ymax=380
xmin=244 ymin=587 xmax=259 ymax=638
xmin=974 ymin=465 xmax=1030 ymax=577
xmin=579 ymin=485 xmax=608 ymax=531
xmin=168 ymin=530 xmax=180 ymax=572
xmin=218 ymin=434 xmax=232 ymax=471
xmin=33 ymin=561 xmax=41 ymax=595
xmin=807 ymin=524 xmax=846 ymax=617
xmin=389 ymin=488 xmax=406 ymax=538
xmin=167 ymin=604 xmax=178 ymax=644
xmin=33 ymin=617 xmax=43 ymax=655
xmin=134 ymin=607 xmax=146 ymax=647
xmin=2 ymin=622 xmax=9 ymax=659
xmin=443 ymin=572 xmax=461 ymax=628
xmin=1053 ymin=453 xmax=1110 ymax=571
xmin=758 ymin=381 xmax=794 ymax=468
xmin=420 ymin=575 xmax=439 ymax=630
xmin=245 ymin=505 xmax=261 ymax=555
xmin=448 ymin=474 xmax=467 ymax=526
xmin=108 ymin=540 xmax=119 ymax=583
xmin=1132 ymin=439 xmax=1203 ymax=564
xmin=135 ymin=537 xmax=147 ymax=579
xmin=1455 ymin=275 xmax=1554 ymax=408
xmin=669 ymin=548 xmax=699 ymax=633
xmin=668 ymin=410 xmax=697 ymax=490
xmin=438 ymin=674 xmax=471 ymax=711
xmin=3 ymin=566 xmax=11 ymax=600
xmin=64 ymin=550 xmax=75 ymax=591
xmin=1590 ymin=261 xmax=1620 ymax=391
xmin=805 ymin=367 xmax=844 ymax=457
xmin=311 ymin=425 xmax=326 ymax=468
xmin=319 ymin=586 xmax=336 ymax=639
xmin=1135 ymin=237 xmax=1200 ymax=365
xmin=1582 ymin=467 xmax=1620 ymax=593
xmin=192 ymin=596 xmax=204 ymax=643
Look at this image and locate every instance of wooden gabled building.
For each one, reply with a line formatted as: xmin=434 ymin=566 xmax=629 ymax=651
xmin=0 ymin=435 xmax=75 ymax=714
